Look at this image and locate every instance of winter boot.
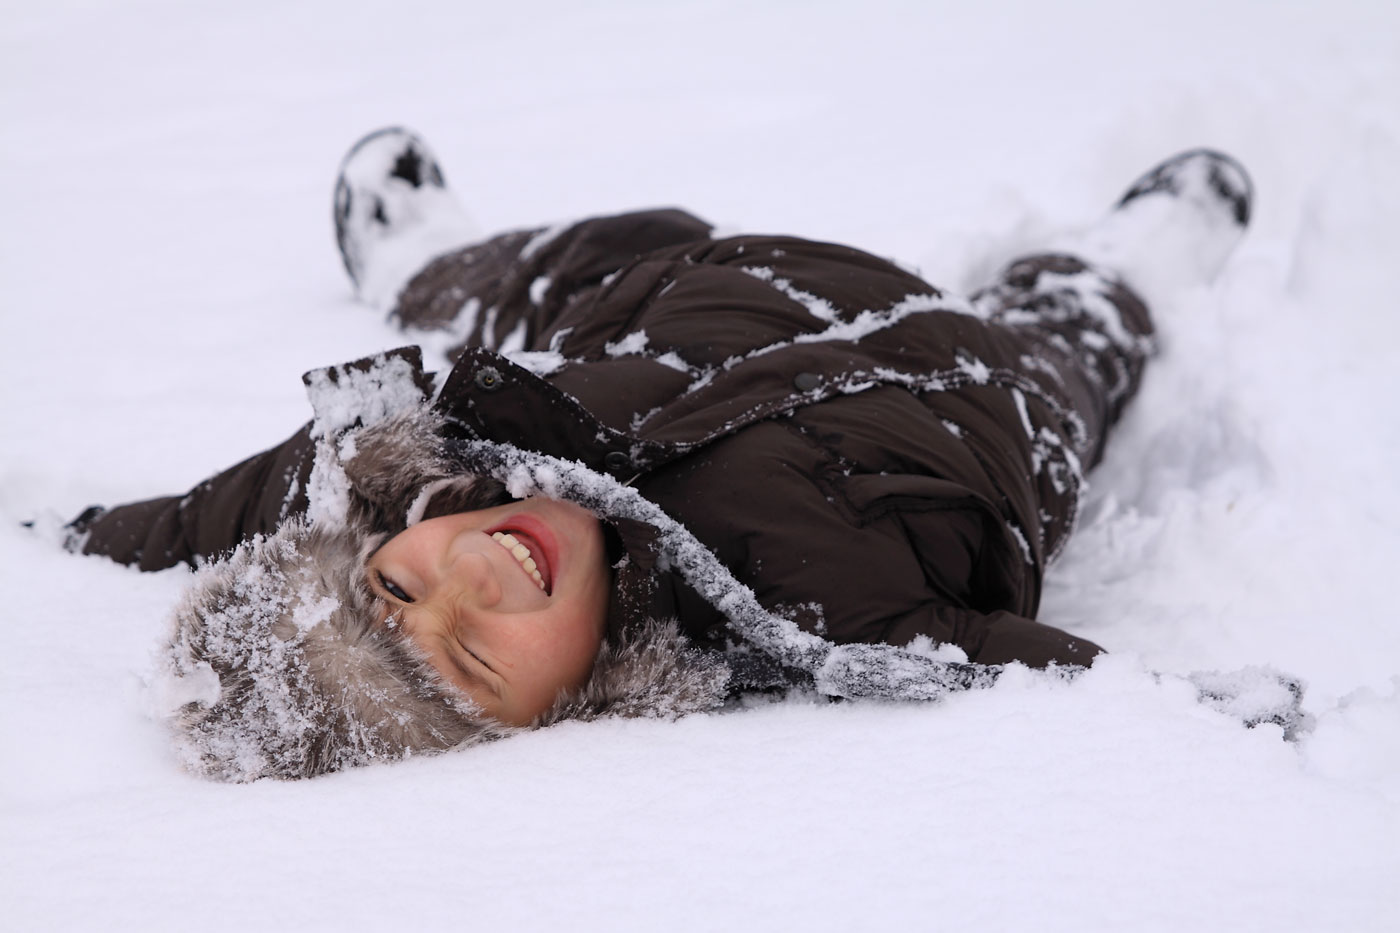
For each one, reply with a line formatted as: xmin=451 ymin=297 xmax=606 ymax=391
xmin=333 ymin=127 xmax=481 ymax=310
xmin=1065 ymin=149 xmax=1254 ymax=308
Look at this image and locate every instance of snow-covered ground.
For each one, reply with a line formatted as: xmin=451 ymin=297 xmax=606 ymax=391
xmin=3 ymin=1 xmax=1397 ymax=929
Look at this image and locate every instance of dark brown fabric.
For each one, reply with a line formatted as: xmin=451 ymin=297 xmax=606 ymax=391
xmin=78 ymin=210 xmax=1155 ymax=668
xmin=75 ymin=425 xmax=315 ymax=571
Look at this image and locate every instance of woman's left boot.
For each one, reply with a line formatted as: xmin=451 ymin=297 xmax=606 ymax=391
xmin=1064 ymin=148 xmax=1254 ymax=308
xmin=333 ymin=127 xmax=481 ymax=309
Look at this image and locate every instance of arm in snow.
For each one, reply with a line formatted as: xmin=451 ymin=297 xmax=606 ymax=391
xmin=885 ymin=606 xmax=1104 ymax=668
xmin=67 ymin=424 xmax=314 ymax=572
xmin=66 ymin=345 xmax=434 ymax=572
xmin=874 ymin=498 xmax=1105 ymax=668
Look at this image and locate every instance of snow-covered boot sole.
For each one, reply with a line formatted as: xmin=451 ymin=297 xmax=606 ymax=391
xmin=1068 ymin=149 xmax=1254 ymax=307
xmin=333 ymin=127 xmax=480 ymax=309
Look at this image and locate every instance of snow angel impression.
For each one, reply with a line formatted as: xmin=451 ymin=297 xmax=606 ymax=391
xmin=62 ymin=130 xmax=1307 ymax=781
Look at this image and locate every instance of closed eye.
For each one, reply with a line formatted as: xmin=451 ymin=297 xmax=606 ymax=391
xmin=375 ymin=571 xmax=415 ymax=604
xmin=447 ymin=633 xmax=503 ymax=697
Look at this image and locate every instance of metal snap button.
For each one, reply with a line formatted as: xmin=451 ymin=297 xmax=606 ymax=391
xmin=604 ymin=450 xmax=632 ymax=472
xmin=475 ymin=366 xmax=503 ymax=391
xmin=793 ymin=371 xmax=821 ymax=391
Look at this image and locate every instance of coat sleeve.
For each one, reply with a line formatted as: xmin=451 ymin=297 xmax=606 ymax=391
xmin=68 ymin=424 xmax=314 ymax=571
xmin=883 ymin=604 xmax=1105 ymax=668
xmin=872 ymin=500 xmax=1105 ymax=668
xmin=68 ymin=345 xmax=436 ymax=572
xmin=641 ymin=423 xmax=1106 ymax=670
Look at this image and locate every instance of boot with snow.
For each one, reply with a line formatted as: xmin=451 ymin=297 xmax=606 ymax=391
xmin=1068 ymin=149 xmax=1254 ymax=307
xmin=333 ymin=127 xmax=481 ymax=309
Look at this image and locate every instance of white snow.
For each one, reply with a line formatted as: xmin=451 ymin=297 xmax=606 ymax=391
xmin=303 ymin=352 xmax=428 ymax=526
xmin=503 ymin=348 xmax=567 ymax=376
xmin=304 ymin=352 xmax=428 ymax=438
xmin=2 ymin=1 xmax=1398 ymax=931
xmin=604 ymin=329 xmax=650 ymax=357
xmin=741 ymin=264 xmax=843 ymax=322
xmin=528 ymin=275 xmax=552 ymax=306
xmin=518 ymin=221 xmax=570 ymax=261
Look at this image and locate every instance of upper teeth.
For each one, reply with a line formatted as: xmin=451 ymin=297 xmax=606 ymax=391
xmin=491 ymin=532 xmax=545 ymax=590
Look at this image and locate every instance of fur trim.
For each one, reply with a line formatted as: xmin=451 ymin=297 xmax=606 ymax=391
xmin=158 ymin=405 xmax=728 ymax=781
xmin=539 ymin=618 xmax=730 ymax=725
xmin=160 ymin=517 xmax=509 ymax=782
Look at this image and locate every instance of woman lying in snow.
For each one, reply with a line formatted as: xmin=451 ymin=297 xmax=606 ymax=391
xmin=63 ymin=131 xmax=1295 ymax=780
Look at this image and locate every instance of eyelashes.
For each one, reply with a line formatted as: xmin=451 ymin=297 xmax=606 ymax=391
xmin=374 ymin=570 xmax=415 ymax=604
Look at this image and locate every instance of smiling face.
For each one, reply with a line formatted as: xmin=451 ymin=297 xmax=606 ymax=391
xmin=365 ymin=498 xmax=611 ymax=725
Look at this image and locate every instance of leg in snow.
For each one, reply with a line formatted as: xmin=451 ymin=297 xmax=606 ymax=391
xmin=333 ymin=128 xmax=713 ymax=360
xmin=333 ymin=127 xmax=482 ymax=311
xmin=973 ymin=149 xmax=1254 ymax=466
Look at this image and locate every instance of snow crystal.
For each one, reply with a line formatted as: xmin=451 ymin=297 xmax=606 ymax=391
xmin=999 ymin=308 xmax=1044 ymax=326
xmin=605 ymin=330 xmax=649 ymax=357
xmin=955 ymin=354 xmax=991 ymax=384
xmin=547 ymin=326 xmax=573 ymax=353
xmin=1038 ymin=270 xmax=1140 ymax=351
xmin=278 ymin=473 xmax=301 ymax=520
xmin=498 ymin=319 xmax=528 ymax=355
xmin=502 ymin=348 xmax=566 ymax=376
xmin=1079 ymin=329 xmax=1109 ymax=351
xmin=653 ymin=351 xmax=690 ymax=372
xmin=1006 ymin=521 xmax=1035 ymax=565
xmin=1010 ymin=387 xmax=1035 ymax=439
xmin=683 ymin=366 xmax=717 ymax=394
xmin=903 ymin=634 xmax=971 ymax=663
xmin=517 ymin=221 xmax=569 ymax=261
xmin=304 ymin=353 xmax=428 ymax=439
xmin=528 ymin=276 xmax=551 ymax=306
xmin=741 ymin=265 xmax=841 ymax=323
xmin=291 ymin=591 xmax=339 ymax=633
xmin=630 ymin=405 xmax=664 ymax=432
xmin=790 ymin=292 xmax=956 ymax=347
xmin=303 ymin=353 xmax=429 ymax=528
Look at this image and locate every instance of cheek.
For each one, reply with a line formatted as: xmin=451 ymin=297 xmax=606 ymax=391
xmin=521 ymin=610 xmax=604 ymax=684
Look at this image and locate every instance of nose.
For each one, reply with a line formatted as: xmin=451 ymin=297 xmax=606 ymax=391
xmin=427 ymin=548 xmax=504 ymax=610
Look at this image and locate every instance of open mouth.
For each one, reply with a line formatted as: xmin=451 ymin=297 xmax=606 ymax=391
xmin=486 ymin=517 xmax=558 ymax=595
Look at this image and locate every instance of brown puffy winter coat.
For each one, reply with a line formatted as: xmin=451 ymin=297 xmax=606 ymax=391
xmin=76 ymin=209 xmax=1153 ymax=670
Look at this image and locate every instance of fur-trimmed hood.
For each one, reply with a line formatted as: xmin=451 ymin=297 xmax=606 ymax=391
xmin=156 ymin=363 xmax=734 ymax=782
xmin=160 ymin=498 xmax=725 ymax=780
